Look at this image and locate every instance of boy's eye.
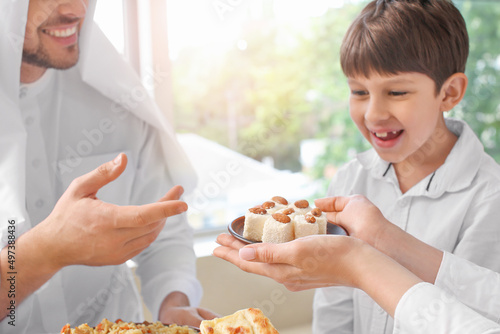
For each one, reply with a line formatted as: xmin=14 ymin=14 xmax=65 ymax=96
xmin=389 ymin=91 xmax=407 ymax=96
xmin=351 ymin=90 xmax=368 ymax=96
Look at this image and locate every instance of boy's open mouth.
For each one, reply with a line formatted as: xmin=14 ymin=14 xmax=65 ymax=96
xmin=373 ymin=130 xmax=404 ymax=141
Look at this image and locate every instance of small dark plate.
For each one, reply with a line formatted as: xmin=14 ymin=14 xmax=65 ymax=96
xmin=228 ymin=216 xmax=347 ymax=244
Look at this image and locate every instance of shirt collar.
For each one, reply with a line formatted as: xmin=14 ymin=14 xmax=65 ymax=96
xmin=356 ymin=118 xmax=483 ymax=197
xmin=19 ymin=69 xmax=55 ymax=100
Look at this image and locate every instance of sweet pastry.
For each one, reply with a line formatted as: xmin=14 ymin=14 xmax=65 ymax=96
xmin=291 ymin=199 xmax=310 ymax=215
xmin=243 ymin=207 xmax=269 ymax=242
xmin=293 ymin=213 xmax=319 ymax=239
xmin=242 ymin=196 xmax=329 ymax=243
xmin=262 ymin=213 xmax=294 ymax=244
xmin=200 ymin=308 xmax=279 ymax=334
xmin=310 ymin=208 xmax=327 ymax=234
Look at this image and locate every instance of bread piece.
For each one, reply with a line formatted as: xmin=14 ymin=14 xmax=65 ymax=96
xmin=200 ymin=308 xmax=279 ymax=334
xmin=262 ymin=213 xmax=294 ymax=244
xmin=293 ymin=214 xmax=319 ymax=239
xmin=243 ymin=207 xmax=269 ymax=242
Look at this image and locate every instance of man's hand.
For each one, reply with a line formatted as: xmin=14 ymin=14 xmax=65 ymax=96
xmin=0 ymin=153 xmax=188 ymax=320
xmin=35 ymin=153 xmax=188 ymax=269
xmin=158 ymin=291 xmax=219 ymax=327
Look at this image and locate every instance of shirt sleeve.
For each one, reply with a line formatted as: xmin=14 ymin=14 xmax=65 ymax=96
xmin=434 ymin=252 xmax=500 ymax=323
xmin=394 ymin=282 xmax=500 ymax=334
xmin=130 ymin=125 xmax=202 ymax=320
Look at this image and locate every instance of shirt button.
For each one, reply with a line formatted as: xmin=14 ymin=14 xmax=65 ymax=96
xmin=399 ymin=199 xmax=408 ymax=207
xmin=32 ymin=159 xmax=41 ymax=168
xmin=25 ymin=116 xmax=34 ymax=126
xmin=35 ymin=199 xmax=45 ymax=208
xmin=19 ymin=87 xmax=27 ymax=98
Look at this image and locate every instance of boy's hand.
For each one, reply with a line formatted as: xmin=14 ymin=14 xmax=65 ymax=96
xmin=214 ymin=233 xmax=370 ymax=291
xmin=34 ymin=153 xmax=188 ymax=269
xmin=314 ymin=195 xmax=389 ymax=248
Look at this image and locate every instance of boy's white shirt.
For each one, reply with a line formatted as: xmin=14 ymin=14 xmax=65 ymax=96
xmin=313 ymin=118 xmax=500 ymax=334
xmin=392 ymin=251 xmax=500 ymax=333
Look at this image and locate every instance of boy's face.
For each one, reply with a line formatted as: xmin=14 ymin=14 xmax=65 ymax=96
xmin=23 ymin=0 xmax=89 ymax=70
xmin=348 ymin=72 xmax=448 ymax=165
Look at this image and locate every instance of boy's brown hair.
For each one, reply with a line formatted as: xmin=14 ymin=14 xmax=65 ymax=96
xmin=340 ymin=0 xmax=469 ymax=93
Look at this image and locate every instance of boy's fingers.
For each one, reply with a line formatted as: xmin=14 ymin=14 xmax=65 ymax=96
xmin=71 ymin=153 xmax=128 ymax=197
xmin=315 ymin=196 xmax=350 ymax=213
xmin=239 ymin=243 xmax=288 ymax=264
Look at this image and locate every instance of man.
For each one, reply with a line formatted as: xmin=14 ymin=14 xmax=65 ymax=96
xmin=0 ymin=1 xmax=216 ymax=333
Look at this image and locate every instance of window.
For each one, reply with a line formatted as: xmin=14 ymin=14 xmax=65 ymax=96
xmin=96 ymin=1 xmax=500 ymax=236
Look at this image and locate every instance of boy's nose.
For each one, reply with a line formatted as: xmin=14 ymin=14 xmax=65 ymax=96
xmin=364 ymin=98 xmax=390 ymax=123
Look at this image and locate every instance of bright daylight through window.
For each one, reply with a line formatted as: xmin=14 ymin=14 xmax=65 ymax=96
xmin=95 ymin=0 xmax=500 ymax=234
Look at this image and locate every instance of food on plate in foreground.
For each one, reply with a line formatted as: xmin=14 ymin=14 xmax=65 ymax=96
xmin=243 ymin=196 xmax=327 ymax=243
xmin=60 ymin=318 xmax=198 ymax=334
xmin=200 ymin=308 xmax=279 ymax=334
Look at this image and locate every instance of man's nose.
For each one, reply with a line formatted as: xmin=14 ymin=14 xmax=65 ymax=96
xmin=57 ymin=0 xmax=88 ymax=19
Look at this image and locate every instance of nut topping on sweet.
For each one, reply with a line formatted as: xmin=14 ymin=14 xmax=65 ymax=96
xmin=305 ymin=214 xmax=316 ymax=224
xmin=272 ymin=196 xmax=288 ymax=205
xmin=294 ymin=199 xmax=309 ymax=209
xmin=249 ymin=207 xmax=267 ymax=215
xmin=262 ymin=201 xmax=276 ymax=209
xmin=311 ymin=208 xmax=322 ymax=217
xmin=282 ymin=208 xmax=295 ymax=215
xmin=272 ymin=213 xmax=291 ymax=224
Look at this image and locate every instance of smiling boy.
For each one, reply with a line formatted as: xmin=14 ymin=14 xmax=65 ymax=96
xmin=313 ymin=0 xmax=500 ymax=333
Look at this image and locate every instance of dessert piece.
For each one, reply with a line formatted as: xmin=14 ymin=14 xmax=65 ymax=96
xmin=291 ymin=199 xmax=311 ymax=215
xmin=269 ymin=196 xmax=289 ymax=212
xmin=262 ymin=201 xmax=280 ymax=214
xmin=311 ymin=207 xmax=327 ymax=234
xmin=262 ymin=213 xmax=294 ymax=243
xmin=276 ymin=206 xmax=297 ymax=219
xmin=294 ymin=213 xmax=319 ymax=239
xmin=243 ymin=207 xmax=269 ymax=242
xmin=200 ymin=308 xmax=279 ymax=334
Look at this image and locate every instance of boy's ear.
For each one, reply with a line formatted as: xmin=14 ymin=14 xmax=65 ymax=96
xmin=439 ymin=73 xmax=468 ymax=112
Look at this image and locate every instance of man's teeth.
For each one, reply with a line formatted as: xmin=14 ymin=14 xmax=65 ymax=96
xmin=45 ymin=26 xmax=77 ymax=38
xmin=375 ymin=131 xmax=399 ymax=138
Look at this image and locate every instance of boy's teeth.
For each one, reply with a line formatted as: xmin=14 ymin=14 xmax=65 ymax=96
xmin=375 ymin=131 xmax=399 ymax=138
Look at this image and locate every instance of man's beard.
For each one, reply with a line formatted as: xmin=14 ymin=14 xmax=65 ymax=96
xmin=22 ymin=44 xmax=80 ymax=70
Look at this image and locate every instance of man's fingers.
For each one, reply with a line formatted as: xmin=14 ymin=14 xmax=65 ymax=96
xmin=197 ymin=308 xmax=220 ymax=320
xmin=158 ymin=185 xmax=185 ymax=202
xmin=315 ymin=196 xmax=350 ymax=213
xmin=70 ymin=153 xmax=128 ymax=198
xmin=119 ymin=200 xmax=188 ymax=228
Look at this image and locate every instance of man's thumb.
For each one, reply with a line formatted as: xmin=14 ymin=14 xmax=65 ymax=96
xmin=70 ymin=153 xmax=128 ymax=197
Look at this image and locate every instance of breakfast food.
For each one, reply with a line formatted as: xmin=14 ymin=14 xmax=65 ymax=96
xmin=60 ymin=318 xmax=198 ymax=334
xmin=262 ymin=213 xmax=294 ymax=243
xmin=242 ymin=196 xmax=328 ymax=243
xmin=200 ymin=308 xmax=279 ymax=334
